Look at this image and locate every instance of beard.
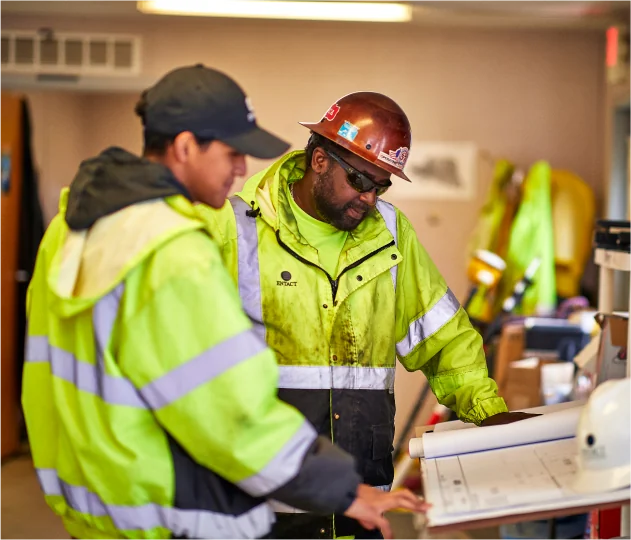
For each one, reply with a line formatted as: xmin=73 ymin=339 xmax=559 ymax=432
xmin=313 ymin=169 xmax=372 ymax=231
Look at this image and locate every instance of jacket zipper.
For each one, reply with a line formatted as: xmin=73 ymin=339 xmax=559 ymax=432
xmin=275 ymin=230 xmax=395 ymax=302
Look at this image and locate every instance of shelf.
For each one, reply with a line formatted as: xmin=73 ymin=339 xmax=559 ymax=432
xmin=593 ymin=245 xmax=631 ymax=537
xmin=594 ymin=248 xmax=630 ymax=272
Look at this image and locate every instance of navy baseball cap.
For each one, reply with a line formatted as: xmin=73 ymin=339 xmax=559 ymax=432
xmin=139 ymin=64 xmax=289 ymax=159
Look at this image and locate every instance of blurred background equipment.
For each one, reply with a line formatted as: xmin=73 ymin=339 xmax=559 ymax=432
xmin=467 ymin=160 xmax=557 ymax=322
xmin=463 ymin=249 xmax=506 ymax=311
xmin=550 ymin=170 xmax=597 ymax=300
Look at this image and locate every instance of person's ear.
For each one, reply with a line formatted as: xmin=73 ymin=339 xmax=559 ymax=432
xmin=311 ymin=147 xmax=331 ymax=174
xmin=172 ymin=131 xmax=196 ymax=163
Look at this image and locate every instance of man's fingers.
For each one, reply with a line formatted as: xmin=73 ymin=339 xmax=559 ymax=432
xmin=376 ymin=515 xmax=393 ymax=540
xmin=359 ymin=519 xmax=375 ymax=530
xmin=397 ymin=490 xmax=422 ymax=505
xmin=392 ymin=492 xmax=426 ymax=511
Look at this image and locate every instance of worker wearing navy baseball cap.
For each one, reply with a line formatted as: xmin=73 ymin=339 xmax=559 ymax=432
xmin=22 ymin=64 xmax=426 ymax=540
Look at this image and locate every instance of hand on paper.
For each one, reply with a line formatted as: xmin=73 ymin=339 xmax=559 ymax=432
xmin=480 ymin=411 xmax=541 ymax=427
xmin=344 ymin=484 xmax=429 ymax=539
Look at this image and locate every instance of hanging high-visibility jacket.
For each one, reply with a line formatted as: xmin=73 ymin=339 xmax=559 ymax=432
xmin=22 ymin=147 xmax=361 ymax=540
xmin=550 ymin=170 xmax=596 ymax=299
xmin=205 ymin=150 xmax=508 ymax=536
xmin=467 ymin=160 xmax=557 ymax=321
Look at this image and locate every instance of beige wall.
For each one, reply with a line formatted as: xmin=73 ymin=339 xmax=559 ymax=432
xmin=26 ymin=91 xmax=90 ymax=221
xmin=6 ymin=13 xmax=606 ymax=440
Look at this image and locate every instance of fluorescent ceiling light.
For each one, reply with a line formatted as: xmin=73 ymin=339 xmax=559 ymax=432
xmin=137 ymin=1 xmax=412 ymax=23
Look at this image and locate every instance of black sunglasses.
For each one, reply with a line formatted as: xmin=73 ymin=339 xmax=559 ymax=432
xmin=326 ymin=150 xmax=392 ymax=197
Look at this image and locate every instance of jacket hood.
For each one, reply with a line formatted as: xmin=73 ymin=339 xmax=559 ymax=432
xmin=43 ymin=148 xmax=202 ymax=319
xmin=65 ymin=146 xmax=190 ymax=230
xmin=238 ymin=150 xmax=306 ymax=229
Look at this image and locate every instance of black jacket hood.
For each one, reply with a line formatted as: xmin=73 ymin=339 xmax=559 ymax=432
xmin=65 ymin=146 xmax=191 ymax=230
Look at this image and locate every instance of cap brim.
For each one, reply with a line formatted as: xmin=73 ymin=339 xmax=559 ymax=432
xmin=222 ymin=126 xmax=290 ymax=159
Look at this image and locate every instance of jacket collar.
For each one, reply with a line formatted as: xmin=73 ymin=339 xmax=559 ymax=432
xmin=237 ymin=151 xmax=396 ymax=275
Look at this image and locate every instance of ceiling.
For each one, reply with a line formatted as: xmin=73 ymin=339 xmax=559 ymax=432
xmin=1 ymin=0 xmax=629 ymax=29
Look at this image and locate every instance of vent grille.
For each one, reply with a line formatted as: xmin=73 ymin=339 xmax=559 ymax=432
xmin=1 ymin=30 xmax=141 ymax=75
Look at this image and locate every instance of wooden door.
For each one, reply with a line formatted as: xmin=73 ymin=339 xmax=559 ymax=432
xmin=1 ymin=92 xmax=24 ymax=459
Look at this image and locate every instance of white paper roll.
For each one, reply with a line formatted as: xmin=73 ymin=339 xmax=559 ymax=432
xmin=419 ymin=406 xmax=583 ymax=460
xmin=409 ymin=436 xmax=425 ymax=459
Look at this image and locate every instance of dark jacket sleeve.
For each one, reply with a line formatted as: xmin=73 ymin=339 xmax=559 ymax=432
xmin=269 ymin=436 xmax=360 ymax=514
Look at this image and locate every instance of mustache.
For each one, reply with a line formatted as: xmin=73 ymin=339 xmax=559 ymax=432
xmin=345 ymin=202 xmax=372 ymax=214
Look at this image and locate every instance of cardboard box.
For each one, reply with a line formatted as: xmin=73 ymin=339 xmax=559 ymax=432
xmin=572 ymin=313 xmax=627 ymax=401
xmin=494 ymin=323 xmax=525 ymax=393
xmin=595 ymin=312 xmax=628 ymax=383
xmin=503 ymin=357 xmax=570 ymax=410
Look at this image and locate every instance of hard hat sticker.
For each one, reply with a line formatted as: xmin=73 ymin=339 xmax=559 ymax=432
xmin=324 ymin=103 xmax=340 ymax=121
xmin=378 ymin=147 xmax=409 ymax=170
xmin=337 ymin=121 xmax=359 ymax=142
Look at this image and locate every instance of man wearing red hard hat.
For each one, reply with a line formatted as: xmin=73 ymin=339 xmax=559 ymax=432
xmin=208 ymin=91 xmax=532 ymax=538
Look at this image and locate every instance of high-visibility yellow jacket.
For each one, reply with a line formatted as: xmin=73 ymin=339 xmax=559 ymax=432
xmin=205 ymin=151 xmax=508 ymax=536
xmin=22 ymin=147 xmax=361 ymax=539
xmin=468 ymin=160 xmax=557 ymax=320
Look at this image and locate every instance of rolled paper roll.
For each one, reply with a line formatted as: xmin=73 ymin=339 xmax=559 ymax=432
xmin=409 ymin=436 xmax=425 ymax=459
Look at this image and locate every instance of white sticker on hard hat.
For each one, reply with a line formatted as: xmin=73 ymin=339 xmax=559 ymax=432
xmin=324 ymin=103 xmax=340 ymax=121
xmin=378 ymin=147 xmax=409 ymax=170
xmin=337 ymin=121 xmax=359 ymax=142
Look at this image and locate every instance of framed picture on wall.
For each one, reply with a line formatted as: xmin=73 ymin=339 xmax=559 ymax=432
xmin=387 ymin=141 xmax=478 ymax=201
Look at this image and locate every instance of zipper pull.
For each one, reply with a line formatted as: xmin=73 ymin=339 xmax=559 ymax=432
xmin=245 ymin=200 xmax=260 ymax=218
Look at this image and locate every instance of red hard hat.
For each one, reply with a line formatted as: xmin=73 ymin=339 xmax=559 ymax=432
xmin=299 ymin=91 xmax=412 ymax=181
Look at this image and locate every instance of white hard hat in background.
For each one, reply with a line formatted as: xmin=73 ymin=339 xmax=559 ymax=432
xmin=572 ymin=377 xmax=630 ymax=494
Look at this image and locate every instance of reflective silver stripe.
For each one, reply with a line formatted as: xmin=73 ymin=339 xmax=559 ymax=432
xmin=36 ymin=468 xmax=63 ymax=495
xmin=27 ymin=281 xmax=267 ymax=409
xmin=36 ymin=468 xmax=273 ymax=538
xmin=230 ymin=196 xmax=266 ymax=342
xmin=26 ymin=336 xmax=148 ymax=408
xmin=396 ymin=288 xmax=461 ymax=357
xmin=238 ymin=420 xmax=317 ymax=496
xmin=140 ymin=329 xmax=267 ymax=409
xmin=93 ymin=283 xmax=124 ymax=372
xmin=25 ymin=285 xmax=147 ymax=408
xmin=92 ymin=284 xmax=147 ymax=407
xmin=52 ymin=345 xmax=147 ymax=407
xmin=26 ymin=331 xmax=266 ymax=410
xmin=25 ymin=334 xmax=49 ymax=362
xmin=376 ymin=199 xmax=398 ymax=292
xmin=278 ymin=365 xmax=395 ymax=391
xmin=375 ymin=484 xmax=392 ymax=492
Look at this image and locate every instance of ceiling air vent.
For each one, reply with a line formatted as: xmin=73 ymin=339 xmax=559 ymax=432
xmin=1 ymin=30 xmax=141 ymax=76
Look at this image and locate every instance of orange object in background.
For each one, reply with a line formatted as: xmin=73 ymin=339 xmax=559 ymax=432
xmin=1 ymin=92 xmax=24 ymax=459
xmin=466 ymin=249 xmax=506 ymax=290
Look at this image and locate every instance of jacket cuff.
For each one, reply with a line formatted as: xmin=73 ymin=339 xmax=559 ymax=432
xmin=335 ymin=485 xmax=359 ymax=514
xmin=268 ymin=436 xmax=361 ymax=514
xmin=464 ymin=397 xmax=509 ymax=425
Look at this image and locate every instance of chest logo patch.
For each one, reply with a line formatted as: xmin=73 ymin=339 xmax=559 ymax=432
xmin=277 ymin=270 xmax=297 ymax=287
